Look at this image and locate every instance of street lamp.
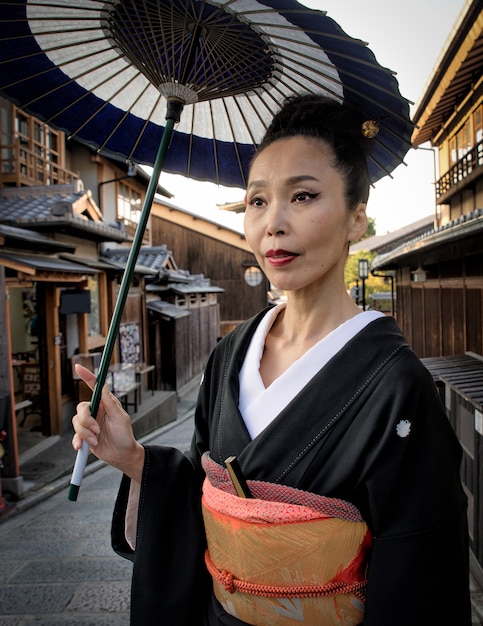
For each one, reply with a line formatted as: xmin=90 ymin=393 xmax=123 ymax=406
xmin=358 ymin=259 xmax=369 ymax=311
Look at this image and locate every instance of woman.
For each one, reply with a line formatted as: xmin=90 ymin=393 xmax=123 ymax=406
xmin=73 ymin=95 xmax=470 ymax=625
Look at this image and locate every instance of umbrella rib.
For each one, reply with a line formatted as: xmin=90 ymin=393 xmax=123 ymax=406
xmin=275 ymin=63 xmax=344 ymax=103
xmin=38 ymin=62 xmax=144 ymax=135
xmin=168 ymin=0 xmax=202 ymax=85
xmin=0 ymin=25 xmax=101 ymax=41
xmin=274 ymin=40 xmax=410 ymax=103
xmin=154 ymin=0 xmax=173 ymax=79
xmin=220 ymin=98 xmax=247 ymax=187
xmin=0 ymin=35 xmax=109 ymax=66
xmin=105 ymin=6 xmax=155 ymax=86
xmin=275 ymin=34 xmax=397 ymax=78
xmin=373 ymin=126 xmax=413 ymax=155
xmin=0 ymin=43 xmax=114 ymax=90
xmin=148 ymin=2 xmax=171 ymax=86
xmin=189 ymin=11 xmax=271 ymax=94
xmin=5 ymin=16 xmax=101 ymax=23
xmin=193 ymin=37 xmax=267 ymax=94
xmin=60 ymin=73 xmax=134 ymax=139
xmin=129 ymin=0 xmax=161 ymax=85
xmin=16 ymin=52 xmax=133 ymax=111
xmin=96 ymin=81 xmax=153 ymax=154
xmin=281 ymin=58 xmax=413 ymax=128
xmin=258 ymin=79 xmax=287 ymax=111
xmin=186 ymin=106 xmax=195 ymax=179
xmin=168 ymin=2 xmax=189 ymax=81
xmin=229 ymin=97 xmax=259 ymax=147
xmin=208 ymin=100 xmax=220 ymax=185
xmin=367 ymin=152 xmax=395 ymax=179
xmin=238 ymin=92 xmax=275 ymax=140
xmin=2 ymin=0 xmax=106 ymax=9
xmin=126 ymin=92 xmax=164 ymax=162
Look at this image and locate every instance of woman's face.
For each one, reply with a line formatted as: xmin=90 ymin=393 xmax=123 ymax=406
xmin=244 ymin=136 xmax=367 ymax=295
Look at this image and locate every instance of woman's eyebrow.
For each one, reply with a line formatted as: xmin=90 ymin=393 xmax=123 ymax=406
xmin=285 ymin=175 xmax=320 ymax=185
xmin=247 ymin=174 xmax=320 ymax=191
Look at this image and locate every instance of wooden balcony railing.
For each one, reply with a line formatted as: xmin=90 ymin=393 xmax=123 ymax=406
xmin=436 ymin=139 xmax=483 ymax=199
xmin=0 ymin=142 xmax=79 ymax=187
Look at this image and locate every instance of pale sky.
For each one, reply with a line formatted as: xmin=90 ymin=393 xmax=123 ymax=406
xmin=157 ymin=0 xmax=469 ymax=236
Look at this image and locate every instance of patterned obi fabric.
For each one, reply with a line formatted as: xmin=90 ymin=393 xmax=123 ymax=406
xmin=201 ymin=452 xmax=371 ymax=626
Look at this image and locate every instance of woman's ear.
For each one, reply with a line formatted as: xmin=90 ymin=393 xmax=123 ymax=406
xmin=348 ymin=203 xmax=368 ymax=242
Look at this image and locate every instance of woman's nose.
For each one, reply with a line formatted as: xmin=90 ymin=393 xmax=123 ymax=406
xmin=268 ymin=227 xmax=286 ymax=236
xmin=266 ymin=203 xmax=287 ymax=236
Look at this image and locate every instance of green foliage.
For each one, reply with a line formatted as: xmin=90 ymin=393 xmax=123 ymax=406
xmin=345 ymin=249 xmax=390 ymax=301
xmin=365 ymin=217 xmax=376 ymax=238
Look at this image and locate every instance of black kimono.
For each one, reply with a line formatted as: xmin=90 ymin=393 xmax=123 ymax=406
xmin=112 ymin=312 xmax=471 ymax=626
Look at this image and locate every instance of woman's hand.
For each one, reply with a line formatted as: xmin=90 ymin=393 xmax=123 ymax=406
xmin=71 ymin=364 xmax=145 ymax=482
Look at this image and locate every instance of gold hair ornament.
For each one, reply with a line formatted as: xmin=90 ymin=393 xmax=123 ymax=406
xmin=361 ymin=120 xmax=380 ymax=138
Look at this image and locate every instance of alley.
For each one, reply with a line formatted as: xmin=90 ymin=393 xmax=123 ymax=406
xmin=0 ymin=413 xmax=195 ymax=625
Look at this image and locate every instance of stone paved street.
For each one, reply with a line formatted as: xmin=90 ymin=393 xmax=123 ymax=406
xmin=0 ymin=413 xmax=195 ymax=625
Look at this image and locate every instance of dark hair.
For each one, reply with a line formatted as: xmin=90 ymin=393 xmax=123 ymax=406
xmin=255 ymin=94 xmax=372 ymax=209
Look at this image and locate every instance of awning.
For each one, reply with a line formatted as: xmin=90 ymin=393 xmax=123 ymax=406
xmin=0 ymin=224 xmax=76 ymax=253
xmin=60 ymin=253 xmax=117 ymax=270
xmin=0 ymin=251 xmax=98 ymax=282
xmin=101 ymin=258 xmax=158 ymax=276
xmin=168 ymin=282 xmax=224 ymax=294
xmin=146 ymin=300 xmax=190 ymax=320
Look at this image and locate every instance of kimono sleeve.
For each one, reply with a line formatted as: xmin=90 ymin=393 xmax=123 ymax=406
xmin=111 ymin=445 xmax=211 ymax=626
xmin=362 ymin=359 xmax=471 ymax=625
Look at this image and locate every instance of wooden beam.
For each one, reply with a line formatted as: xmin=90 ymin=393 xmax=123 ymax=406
xmin=44 ymin=285 xmax=62 ymax=435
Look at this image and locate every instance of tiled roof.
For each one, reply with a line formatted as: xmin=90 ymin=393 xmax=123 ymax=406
xmin=0 ymin=189 xmax=129 ymax=243
xmin=0 ymin=251 xmax=98 ymax=275
xmin=103 ymin=245 xmax=222 ymax=291
xmin=373 ymin=208 xmax=483 ymax=269
xmin=102 ymin=245 xmax=173 ymax=272
xmin=0 ymin=223 xmax=76 ymax=253
xmin=350 ymin=214 xmax=435 ymax=254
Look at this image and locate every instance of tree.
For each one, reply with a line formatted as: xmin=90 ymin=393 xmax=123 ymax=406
xmin=345 ymin=249 xmax=390 ymax=307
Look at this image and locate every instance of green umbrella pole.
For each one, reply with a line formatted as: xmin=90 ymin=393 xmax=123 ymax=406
xmin=68 ymin=101 xmax=183 ymax=501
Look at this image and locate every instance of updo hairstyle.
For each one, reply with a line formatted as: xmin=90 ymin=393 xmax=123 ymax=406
xmin=255 ymin=94 xmax=372 ymax=209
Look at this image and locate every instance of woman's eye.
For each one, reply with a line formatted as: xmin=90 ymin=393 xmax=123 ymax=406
xmin=248 ymin=196 xmax=265 ymax=207
xmin=293 ymin=191 xmax=318 ymax=202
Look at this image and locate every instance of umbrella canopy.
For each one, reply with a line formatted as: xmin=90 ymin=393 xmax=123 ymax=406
xmin=0 ymin=0 xmax=414 ymax=500
xmin=0 ymin=0 xmax=413 ymax=186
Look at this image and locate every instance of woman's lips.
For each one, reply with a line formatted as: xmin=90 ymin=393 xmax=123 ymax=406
xmin=265 ymin=249 xmax=299 ymax=267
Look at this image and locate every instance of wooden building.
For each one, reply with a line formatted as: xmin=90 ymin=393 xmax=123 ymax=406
xmin=372 ymin=0 xmax=482 ymax=358
xmin=102 ymin=245 xmax=224 ymax=392
xmin=150 ymin=198 xmax=269 ymax=335
xmin=372 ymin=0 xmax=483 ymax=579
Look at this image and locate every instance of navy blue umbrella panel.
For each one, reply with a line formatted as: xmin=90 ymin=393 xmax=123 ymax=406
xmin=0 ymin=0 xmax=414 ymax=186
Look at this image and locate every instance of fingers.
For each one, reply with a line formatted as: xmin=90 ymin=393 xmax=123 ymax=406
xmin=74 ymin=363 xmax=97 ymax=391
xmin=72 ymin=401 xmax=100 ymax=448
xmin=74 ymin=365 xmax=123 ymax=412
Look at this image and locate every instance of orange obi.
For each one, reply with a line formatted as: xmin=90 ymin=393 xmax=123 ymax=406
xmin=201 ymin=453 xmax=371 ymax=626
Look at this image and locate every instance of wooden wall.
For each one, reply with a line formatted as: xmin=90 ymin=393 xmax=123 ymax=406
xmin=147 ymin=301 xmax=220 ymax=392
xmin=150 ymin=215 xmax=268 ymax=325
xmin=395 ymin=253 xmax=483 ymax=358
xmin=118 ymin=285 xmax=146 ymax=364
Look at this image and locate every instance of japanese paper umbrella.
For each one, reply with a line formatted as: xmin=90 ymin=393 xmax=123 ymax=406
xmin=0 ymin=0 xmax=414 ymax=499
